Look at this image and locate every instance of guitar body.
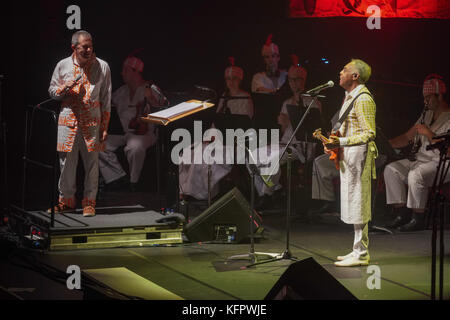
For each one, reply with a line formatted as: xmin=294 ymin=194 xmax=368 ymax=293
xmin=312 ymin=128 xmax=341 ymax=170
xmin=328 ymin=132 xmax=341 ymax=170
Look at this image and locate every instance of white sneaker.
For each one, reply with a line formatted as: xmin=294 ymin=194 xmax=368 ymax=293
xmin=336 ymin=252 xmax=356 ymax=261
xmin=334 ymin=255 xmax=370 ymax=267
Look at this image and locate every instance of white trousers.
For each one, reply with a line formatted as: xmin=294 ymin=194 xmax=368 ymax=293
xmin=384 ymin=158 xmax=450 ymax=209
xmin=179 ymin=163 xmax=233 ymax=200
xmin=311 ymin=153 xmax=339 ymax=201
xmin=99 ymin=133 xmax=156 ymax=184
xmin=353 ymin=223 xmax=369 ymax=259
xmin=58 ymin=129 xmax=99 ymax=207
xmin=178 ymin=144 xmax=234 ymax=200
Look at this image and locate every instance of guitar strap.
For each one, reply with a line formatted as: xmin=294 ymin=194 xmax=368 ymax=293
xmin=332 ymin=92 xmax=373 ymax=133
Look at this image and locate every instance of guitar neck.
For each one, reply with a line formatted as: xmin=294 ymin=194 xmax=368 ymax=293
xmin=314 ymin=133 xmax=330 ymax=144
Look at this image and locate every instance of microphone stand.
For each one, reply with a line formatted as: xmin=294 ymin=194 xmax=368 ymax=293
xmin=227 ymin=138 xmax=280 ymax=264
xmin=427 ymin=139 xmax=450 ymax=300
xmin=207 ymin=164 xmax=212 ymax=207
xmin=245 ymin=91 xmax=325 ymax=268
xmin=21 ymin=98 xmax=59 ymax=228
xmin=0 ymin=75 xmax=7 ymax=224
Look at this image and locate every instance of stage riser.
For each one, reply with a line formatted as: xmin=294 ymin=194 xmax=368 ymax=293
xmin=50 ymin=229 xmax=183 ymax=251
xmin=7 ymin=206 xmax=185 ymax=251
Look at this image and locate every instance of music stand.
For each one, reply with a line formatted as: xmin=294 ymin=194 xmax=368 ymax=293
xmin=199 ymin=113 xmax=252 ymax=206
xmin=213 ymin=113 xmax=252 ymax=134
xmin=285 ymin=104 xmax=322 ymax=142
xmin=142 ymin=99 xmax=215 ymax=209
xmin=245 ymin=93 xmax=325 ymax=268
xmin=251 ymin=93 xmax=283 ymax=132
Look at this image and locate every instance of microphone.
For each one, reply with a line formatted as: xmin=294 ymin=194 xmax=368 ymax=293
xmin=306 ymin=80 xmax=334 ymax=94
xmin=150 ymin=84 xmax=169 ymax=104
xmin=195 ymin=85 xmax=216 ymax=93
xmin=65 ymin=75 xmax=82 ymax=92
xmin=150 ymin=84 xmax=163 ymax=96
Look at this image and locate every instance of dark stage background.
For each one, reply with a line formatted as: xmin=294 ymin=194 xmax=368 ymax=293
xmin=1 ymin=0 xmax=450 ymax=209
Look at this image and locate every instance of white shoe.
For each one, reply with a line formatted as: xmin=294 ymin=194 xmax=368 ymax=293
xmin=336 ymin=252 xmax=356 ymax=261
xmin=334 ymin=255 xmax=370 ymax=267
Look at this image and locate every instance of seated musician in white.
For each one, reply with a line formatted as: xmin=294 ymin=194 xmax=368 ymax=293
xmin=251 ymin=55 xmax=322 ymax=200
xmin=251 ymin=34 xmax=287 ymax=94
xmin=384 ymin=74 xmax=450 ymax=231
xmin=178 ymin=59 xmax=253 ymax=201
xmin=99 ymin=55 xmax=167 ymax=192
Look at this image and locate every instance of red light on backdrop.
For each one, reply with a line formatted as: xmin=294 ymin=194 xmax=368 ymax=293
xmin=290 ymin=0 xmax=450 ymax=19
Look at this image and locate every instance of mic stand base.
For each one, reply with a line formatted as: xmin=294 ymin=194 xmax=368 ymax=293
xmin=368 ymin=224 xmax=394 ymax=235
xmin=245 ymin=149 xmax=299 ymax=268
xmin=227 ymin=252 xmax=281 ymax=264
xmin=226 ymin=167 xmax=279 ymax=265
xmin=246 ymin=250 xmax=299 ymax=268
xmin=244 ymin=249 xmax=299 ymax=269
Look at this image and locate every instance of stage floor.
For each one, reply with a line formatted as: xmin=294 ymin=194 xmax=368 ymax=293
xmin=2 ymin=189 xmax=450 ymax=300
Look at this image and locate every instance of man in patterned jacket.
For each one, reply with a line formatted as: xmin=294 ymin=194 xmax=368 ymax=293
xmin=48 ymin=30 xmax=112 ymax=217
xmin=324 ymin=59 xmax=377 ymax=267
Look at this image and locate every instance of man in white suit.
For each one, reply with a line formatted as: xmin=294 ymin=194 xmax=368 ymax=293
xmin=324 ymin=59 xmax=377 ymax=267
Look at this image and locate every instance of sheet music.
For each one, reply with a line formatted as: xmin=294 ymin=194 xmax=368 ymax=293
xmin=148 ymin=101 xmax=205 ymax=119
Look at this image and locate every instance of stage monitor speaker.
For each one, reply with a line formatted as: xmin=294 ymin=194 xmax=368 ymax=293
xmin=265 ymin=257 xmax=357 ymax=300
xmin=184 ymin=187 xmax=261 ymax=243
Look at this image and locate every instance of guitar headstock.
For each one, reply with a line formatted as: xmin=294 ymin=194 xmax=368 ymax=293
xmin=312 ymin=128 xmax=323 ymax=138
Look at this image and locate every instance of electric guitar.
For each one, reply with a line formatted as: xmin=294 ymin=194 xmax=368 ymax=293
xmin=312 ymin=128 xmax=341 ymax=170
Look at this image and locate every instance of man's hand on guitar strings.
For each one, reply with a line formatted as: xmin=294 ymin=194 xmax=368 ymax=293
xmin=325 ymin=135 xmax=340 ymax=149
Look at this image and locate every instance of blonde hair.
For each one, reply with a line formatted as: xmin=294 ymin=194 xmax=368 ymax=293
xmin=350 ymin=59 xmax=372 ymax=84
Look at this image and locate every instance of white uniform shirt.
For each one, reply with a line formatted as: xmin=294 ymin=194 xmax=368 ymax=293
xmin=112 ymin=84 xmax=156 ymax=136
xmin=251 ymin=70 xmax=288 ymax=93
xmin=415 ymin=110 xmax=450 ymax=162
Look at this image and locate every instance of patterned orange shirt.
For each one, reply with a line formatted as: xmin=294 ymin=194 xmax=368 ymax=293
xmin=49 ymin=54 xmax=111 ymax=152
